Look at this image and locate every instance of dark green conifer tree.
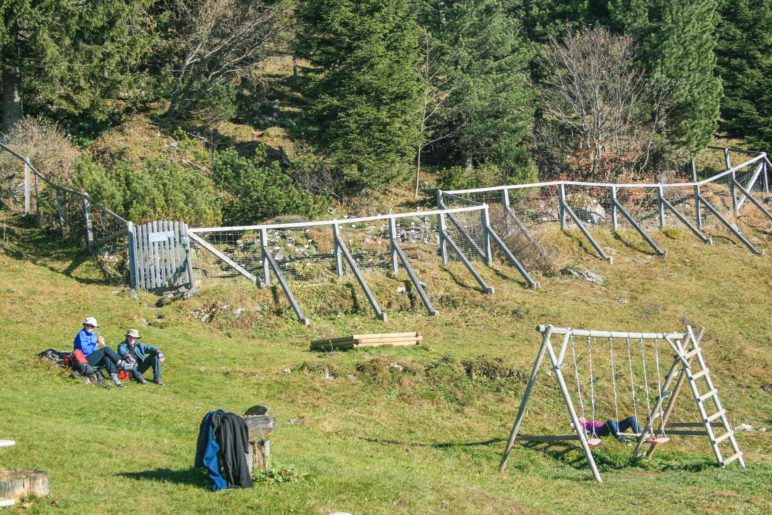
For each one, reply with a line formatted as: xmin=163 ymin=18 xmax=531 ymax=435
xmin=296 ymin=0 xmax=422 ymax=190
xmin=715 ymin=0 xmax=771 ymax=149
xmin=610 ymin=0 xmax=723 ymax=152
xmin=0 ymin=0 xmax=154 ymax=132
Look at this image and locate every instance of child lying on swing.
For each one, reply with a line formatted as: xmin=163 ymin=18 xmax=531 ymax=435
xmin=577 ymin=416 xmax=642 ymax=444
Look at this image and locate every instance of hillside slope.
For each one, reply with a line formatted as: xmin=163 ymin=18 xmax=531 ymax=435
xmin=0 ymin=215 xmax=770 ymax=513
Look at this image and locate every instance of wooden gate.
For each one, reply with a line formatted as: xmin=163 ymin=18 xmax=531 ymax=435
xmin=129 ymin=220 xmax=193 ymax=291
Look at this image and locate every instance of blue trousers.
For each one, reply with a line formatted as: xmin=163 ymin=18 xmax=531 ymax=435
xmin=137 ymin=354 xmax=162 ymax=382
xmin=597 ymin=416 xmax=641 ymax=437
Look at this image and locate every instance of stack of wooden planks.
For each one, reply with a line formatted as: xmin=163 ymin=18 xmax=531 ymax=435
xmin=310 ymin=332 xmax=423 ymax=351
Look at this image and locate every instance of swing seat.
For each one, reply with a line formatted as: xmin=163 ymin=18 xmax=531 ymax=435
xmin=646 ymin=437 xmax=670 ymax=445
xmin=586 ymin=437 xmax=602 ymax=447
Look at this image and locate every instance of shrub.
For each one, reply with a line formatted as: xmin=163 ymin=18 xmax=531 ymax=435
xmin=72 ymin=155 xmax=222 ymax=226
xmin=213 ymin=148 xmax=329 ymax=225
xmin=0 ymin=117 xmax=80 ymax=185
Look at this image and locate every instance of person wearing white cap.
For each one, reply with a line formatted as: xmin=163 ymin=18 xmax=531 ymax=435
xmin=117 ymin=329 xmax=165 ymax=385
xmin=73 ymin=317 xmax=124 ymax=387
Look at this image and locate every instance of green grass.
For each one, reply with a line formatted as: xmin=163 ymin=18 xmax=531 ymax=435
xmin=0 ymin=212 xmax=770 ymax=513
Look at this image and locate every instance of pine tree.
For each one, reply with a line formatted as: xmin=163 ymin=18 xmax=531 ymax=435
xmin=715 ymin=0 xmax=771 ymax=149
xmin=610 ymin=0 xmax=722 ymax=153
xmin=416 ymin=0 xmax=536 ymax=181
xmin=1 ymin=0 xmax=154 ymax=132
xmin=296 ymin=0 xmax=422 ymax=190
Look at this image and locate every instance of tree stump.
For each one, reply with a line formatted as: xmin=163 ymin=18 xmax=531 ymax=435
xmin=243 ymin=406 xmax=276 ymax=474
xmin=0 ymin=469 xmax=49 ymax=500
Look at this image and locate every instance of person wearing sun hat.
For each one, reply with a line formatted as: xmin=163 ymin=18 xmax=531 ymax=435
xmin=73 ymin=316 xmax=124 ymax=387
xmin=116 ymin=328 xmax=165 ymax=385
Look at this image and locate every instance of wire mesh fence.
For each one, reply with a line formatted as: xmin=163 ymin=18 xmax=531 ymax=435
xmin=441 ymin=150 xmax=770 ymax=262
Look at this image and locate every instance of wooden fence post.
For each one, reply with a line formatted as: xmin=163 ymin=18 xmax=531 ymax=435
xmin=83 ymin=194 xmax=94 ymax=252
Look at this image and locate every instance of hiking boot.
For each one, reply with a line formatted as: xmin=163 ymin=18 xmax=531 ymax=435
xmin=153 ymin=379 xmax=165 ymax=386
xmin=616 ymin=435 xmax=629 ymax=444
xmin=110 ymin=374 xmax=124 ymax=387
xmin=136 ymin=376 xmax=147 ymax=385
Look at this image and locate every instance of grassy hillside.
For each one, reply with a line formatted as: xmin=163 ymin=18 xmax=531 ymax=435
xmin=0 ymin=210 xmax=770 ymax=513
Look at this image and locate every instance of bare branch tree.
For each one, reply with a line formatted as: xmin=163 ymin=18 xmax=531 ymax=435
xmin=414 ymin=27 xmax=464 ymax=198
xmin=164 ymin=0 xmax=291 ymax=119
xmin=535 ymin=27 xmax=673 ymax=181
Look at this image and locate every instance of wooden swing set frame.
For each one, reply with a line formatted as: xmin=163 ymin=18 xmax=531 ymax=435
xmin=499 ymin=325 xmax=745 ymax=482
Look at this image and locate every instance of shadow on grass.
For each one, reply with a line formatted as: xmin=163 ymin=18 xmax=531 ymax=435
xmin=612 ymin=231 xmax=658 ymax=256
xmin=362 ymin=436 xmax=504 ymax=449
xmin=118 ymin=467 xmax=208 ymax=488
xmin=0 ymin=212 xmax=118 ymax=286
xmin=520 ymin=440 xmax=717 ymax=473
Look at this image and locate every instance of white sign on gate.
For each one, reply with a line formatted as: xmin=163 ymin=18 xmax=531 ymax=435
xmin=148 ymin=230 xmax=175 ymax=243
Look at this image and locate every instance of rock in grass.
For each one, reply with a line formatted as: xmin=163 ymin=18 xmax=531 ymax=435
xmin=561 ymin=267 xmax=605 ymax=284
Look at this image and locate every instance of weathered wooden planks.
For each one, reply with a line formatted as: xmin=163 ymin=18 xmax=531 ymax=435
xmin=0 ymin=470 xmax=48 ymax=500
xmin=310 ymin=332 xmax=423 ymax=351
xmin=132 ymin=221 xmax=192 ymax=290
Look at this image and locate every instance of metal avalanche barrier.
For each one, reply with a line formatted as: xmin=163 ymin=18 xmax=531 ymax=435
xmin=438 ymin=148 xmax=771 ymax=260
xmin=186 ymin=204 xmax=533 ymax=325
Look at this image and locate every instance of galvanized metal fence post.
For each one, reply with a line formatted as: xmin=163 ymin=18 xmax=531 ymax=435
xmin=33 ymin=173 xmax=39 ymax=221
xmin=260 ymin=227 xmax=270 ymax=286
xmin=559 ymin=184 xmax=566 ymax=230
xmin=127 ymin=221 xmax=138 ymax=290
xmin=83 ymin=194 xmax=94 ymax=252
xmin=764 ymin=157 xmax=769 ymax=193
xmin=610 ymin=187 xmax=618 ymax=231
xmin=388 ymin=216 xmax=398 ymax=274
xmin=439 ymin=213 xmax=448 ymax=265
xmin=23 ymin=160 xmax=30 ymax=215
xmin=183 ymin=225 xmax=195 ymax=289
xmin=657 ymin=185 xmax=665 ymax=228
xmin=56 ymin=189 xmax=66 ymax=237
xmin=333 ymin=222 xmax=344 ymax=278
xmin=691 ymin=159 xmax=702 ymax=229
xmin=727 ymin=147 xmax=737 ymax=217
xmin=502 ymin=188 xmax=511 ymax=230
xmin=482 ymin=206 xmax=492 ymax=266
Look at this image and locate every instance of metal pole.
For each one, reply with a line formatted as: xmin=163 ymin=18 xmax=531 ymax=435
xmin=23 ymin=160 xmax=30 ymax=215
xmin=559 ymin=184 xmax=566 ymax=230
xmin=260 ymin=227 xmax=270 ymax=286
xmin=611 ymin=187 xmax=618 ymax=231
xmin=482 ymin=206 xmax=492 ymax=266
xmin=764 ymin=157 xmax=769 ymax=193
xmin=502 ymin=188 xmax=511 ymax=230
xmin=692 ymin=159 xmax=702 ymax=229
xmin=333 ymin=223 xmax=344 ymax=278
xmin=56 ymin=189 xmax=66 ymax=237
xmin=83 ymin=194 xmax=94 ymax=252
xmin=730 ymin=169 xmax=738 ymax=217
xmin=389 ymin=217 xmax=398 ymax=274
xmin=33 ymin=173 xmax=39 ymax=221
xmin=439 ymin=213 xmax=448 ymax=265
xmin=658 ymin=185 xmax=665 ymax=228
xmin=500 ymin=327 xmax=553 ymax=472
xmin=723 ymin=147 xmax=732 ymax=170
xmin=127 ymin=221 xmax=138 ymax=290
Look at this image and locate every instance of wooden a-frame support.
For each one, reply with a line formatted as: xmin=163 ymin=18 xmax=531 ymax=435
xmin=499 ymin=325 xmax=745 ymax=482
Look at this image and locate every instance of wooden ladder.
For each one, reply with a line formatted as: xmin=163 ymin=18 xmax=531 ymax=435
xmin=679 ymin=329 xmax=745 ymax=468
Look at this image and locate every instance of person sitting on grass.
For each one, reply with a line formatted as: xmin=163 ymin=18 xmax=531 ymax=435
xmin=117 ymin=329 xmax=165 ymax=385
xmin=578 ymin=416 xmax=642 ymax=443
xmin=74 ymin=317 xmax=124 ymax=387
